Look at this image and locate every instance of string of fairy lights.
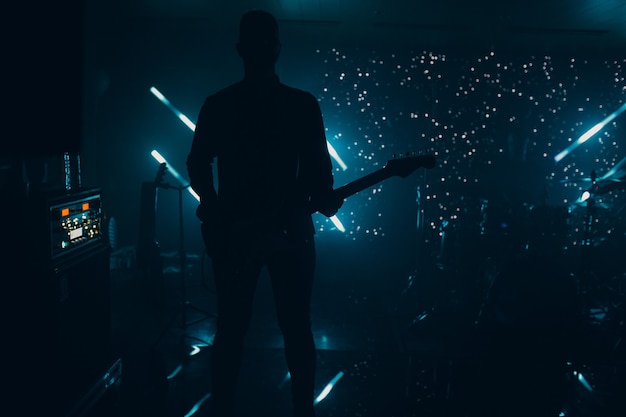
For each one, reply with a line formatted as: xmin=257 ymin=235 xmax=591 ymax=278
xmin=142 ymin=46 xmax=625 ymax=415
xmin=148 ymin=47 xmax=625 ymax=247
xmin=315 ymin=47 xmax=626 ymax=244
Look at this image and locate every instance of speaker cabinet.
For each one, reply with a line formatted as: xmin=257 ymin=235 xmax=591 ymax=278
xmin=5 ymin=190 xmax=119 ymax=416
xmin=50 ymin=243 xmax=114 ymax=415
xmin=11 ymin=242 xmax=119 ymax=417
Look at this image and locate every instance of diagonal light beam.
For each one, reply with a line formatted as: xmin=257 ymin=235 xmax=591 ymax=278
xmin=327 ymin=141 xmax=347 ymax=171
xmin=150 ymin=86 xmax=196 ymax=131
xmin=329 ymin=216 xmax=345 ymax=232
xmin=151 ymin=150 xmax=200 ymax=201
xmin=149 ymin=86 xmax=347 ymax=170
xmin=314 ymin=371 xmax=344 ymax=405
xmin=149 ymin=86 xmax=346 ymax=231
xmin=555 ymin=102 xmax=626 ymax=163
xmin=600 ymin=155 xmax=626 ymax=181
xmin=183 ymin=392 xmax=212 ymax=417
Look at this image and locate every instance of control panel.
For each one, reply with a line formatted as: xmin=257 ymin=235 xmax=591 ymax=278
xmin=49 ymin=190 xmax=103 ymax=259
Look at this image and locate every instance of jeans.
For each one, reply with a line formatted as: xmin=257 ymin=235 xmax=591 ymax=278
xmin=209 ymin=234 xmax=317 ymax=417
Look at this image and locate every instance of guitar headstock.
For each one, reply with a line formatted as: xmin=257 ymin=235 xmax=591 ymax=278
xmin=385 ymin=153 xmax=436 ymax=177
xmin=154 ymin=162 xmax=168 ymax=185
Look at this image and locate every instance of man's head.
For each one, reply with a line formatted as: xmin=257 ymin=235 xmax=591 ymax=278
xmin=236 ymin=10 xmax=281 ymax=72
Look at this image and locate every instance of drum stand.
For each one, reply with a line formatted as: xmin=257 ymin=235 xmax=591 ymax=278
xmin=578 ymin=195 xmax=598 ymax=313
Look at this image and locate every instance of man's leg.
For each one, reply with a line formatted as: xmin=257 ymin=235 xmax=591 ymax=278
xmin=267 ymin=239 xmax=317 ymax=417
xmin=210 ymin=256 xmax=261 ymax=417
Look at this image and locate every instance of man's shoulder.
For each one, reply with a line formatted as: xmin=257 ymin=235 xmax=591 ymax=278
xmin=198 ymin=83 xmax=246 ymax=114
xmin=206 ymin=81 xmax=245 ymax=101
xmin=278 ymin=83 xmax=316 ymax=100
xmin=203 ymin=80 xmax=318 ymax=107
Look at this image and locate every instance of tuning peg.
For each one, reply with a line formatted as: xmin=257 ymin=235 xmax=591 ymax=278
xmin=154 ymin=162 xmax=167 ymax=184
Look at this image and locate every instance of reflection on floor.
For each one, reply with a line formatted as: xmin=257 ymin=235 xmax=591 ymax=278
xmin=91 ymin=238 xmax=625 ymax=417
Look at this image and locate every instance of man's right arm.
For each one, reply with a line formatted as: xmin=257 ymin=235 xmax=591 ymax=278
xmin=187 ymin=98 xmax=218 ymax=222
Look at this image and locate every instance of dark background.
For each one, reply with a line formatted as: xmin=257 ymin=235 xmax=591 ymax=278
xmin=78 ymin=1 xmax=626 ymax=271
xmin=2 ymin=2 xmax=626 ymax=416
xmin=4 ymin=0 xmax=626 ymax=258
xmin=3 ymin=0 xmax=626 ymax=317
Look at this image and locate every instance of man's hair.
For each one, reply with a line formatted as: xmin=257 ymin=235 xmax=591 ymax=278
xmin=238 ymin=9 xmax=279 ymax=45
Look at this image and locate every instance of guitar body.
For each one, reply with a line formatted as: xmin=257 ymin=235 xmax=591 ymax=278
xmin=136 ymin=181 xmax=162 ymax=259
xmin=136 ymin=165 xmax=167 ymax=306
xmin=199 ymin=153 xmax=437 ymax=258
xmin=201 ymin=207 xmax=313 ymax=259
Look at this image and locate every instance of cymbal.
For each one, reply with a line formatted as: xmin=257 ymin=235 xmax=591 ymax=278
xmin=560 ymin=170 xmax=626 ymax=184
xmin=559 ymin=177 xmax=623 ymax=183
xmin=560 ymin=177 xmax=623 ymax=185
xmin=560 ymin=156 xmax=626 ymax=184
xmin=570 ymin=200 xmax=611 ymax=210
xmin=597 ymin=180 xmax=626 ymax=195
xmin=560 ymin=177 xmax=593 ymax=183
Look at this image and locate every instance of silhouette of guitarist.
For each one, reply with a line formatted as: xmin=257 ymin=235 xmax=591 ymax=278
xmin=186 ymin=10 xmax=342 ymax=417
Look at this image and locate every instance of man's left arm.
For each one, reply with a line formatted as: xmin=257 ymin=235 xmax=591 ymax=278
xmin=300 ymin=93 xmax=343 ymax=217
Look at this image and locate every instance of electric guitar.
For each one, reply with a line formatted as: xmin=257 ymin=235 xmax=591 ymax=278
xmin=310 ymin=153 xmax=437 ymax=213
xmin=201 ymin=153 xmax=436 ymax=256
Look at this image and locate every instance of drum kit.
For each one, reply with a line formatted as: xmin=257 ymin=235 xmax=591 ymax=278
xmin=434 ymin=156 xmax=626 ymax=272
xmin=403 ymin=156 xmax=626 ymax=359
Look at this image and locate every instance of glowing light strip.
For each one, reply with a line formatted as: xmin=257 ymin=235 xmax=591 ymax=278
xmin=189 ymin=344 xmax=209 ymax=356
xmin=314 ymin=371 xmax=344 ymax=405
xmin=150 ymin=86 xmax=196 ymax=131
xmin=575 ymin=371 xmax=593 ymax=392
xmin=166 ymin=364 xmax=183 ymax=380
xmin=183 ymin=392 xmax=212 ymax=417
xmin=327 ymin=142 xmax=347 ymax=171
xmin=149 ymin=86 xmax=347 ymax=169
xmin=150 ymin=150 xmax=186 ymax=184
xmin=555 ymin=102 xmax=626 ymax=162
xmin=152 ymin=147 xmax=343 ymax=230
xmin=600 ymin=155 xmax=626 ymax=181
xmin=150 ymin=150 xmax=200 ymax=201
xmin=149 ymin=86 xmax=345 ymax=231
xmin=329 ymin=215 xmax=345 ymax=232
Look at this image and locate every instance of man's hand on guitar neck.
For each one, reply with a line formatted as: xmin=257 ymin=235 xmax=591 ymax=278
xmin=312 ymin=190 xmax=344 ymax=217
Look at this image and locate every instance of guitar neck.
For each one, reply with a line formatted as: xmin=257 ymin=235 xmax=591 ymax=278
xmin=334 ymin=168 xmax=394 ymax=200
xmin=309 ymin=154 xmax=435 ymax=214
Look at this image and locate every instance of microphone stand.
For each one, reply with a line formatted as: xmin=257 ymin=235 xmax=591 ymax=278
xmin=155 ymin=181 xmax=214 ymax=348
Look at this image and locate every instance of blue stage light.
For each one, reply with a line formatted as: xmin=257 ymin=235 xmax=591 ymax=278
xmin=150 ymin=86 xmax=196 ymax=130
xmin=150 ymin=150 xmax=200 ymax=201
xmin=314 ymin=371 xmax=345 ymax=405
xmin=555 ymin=102 xmax=626 ymax=162
xmin=149 ymin=86 xmax=346 ymax=231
